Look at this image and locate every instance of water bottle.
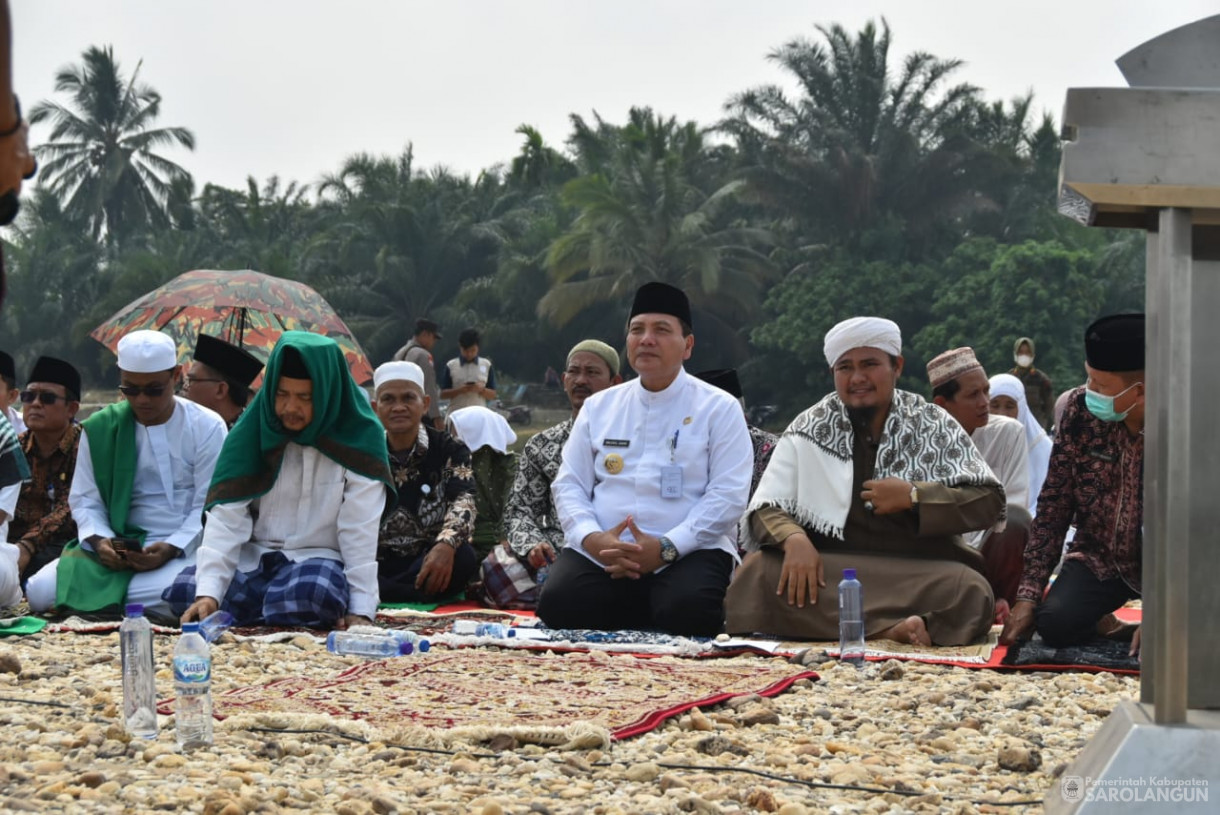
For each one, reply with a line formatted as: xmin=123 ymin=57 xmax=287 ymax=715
xmin=390 ymin=630 xmax=431 ymax=653
xmin=838 ymin=568 xmax=866 ymax=667
xmin=535 ymin=565 xmax=550 ymax=587
xmin=452 ymin=620 xmax=517 ymax=638
xmin=327 ymin=630 xmax=416 ymax=658
xmin=198 ymin=610 xmax=234 ymax=643
xmin=120 ymin=603 xmax=158 ymax=740
xmin=173 ymin=622 xmax=213 ymax=750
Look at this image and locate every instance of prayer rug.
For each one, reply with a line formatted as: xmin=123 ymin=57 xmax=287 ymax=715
xmin=718 ymin=630 xmax=1000 ymax=665
xmin=0 ymin=616 xmax=47 ymax=636
xmin=159 ymin=650 xmax=816 ymax=748
xmin=1000 ymin=635 xmax=1140 ymax=675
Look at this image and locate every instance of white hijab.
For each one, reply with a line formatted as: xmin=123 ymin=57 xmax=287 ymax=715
xmin=990 ymin=373 xmax=1051 ymax=515
xmin=445 ymin=406 xmax=517 ymax=454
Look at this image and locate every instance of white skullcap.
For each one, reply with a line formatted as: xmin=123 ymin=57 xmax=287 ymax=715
xmin=823 ymin=317 xmax=902 ymax=367
xmin=117 ymin=330 xmax=178 ymax=373
xmin=374 ymin=361 xmax=425 ymax=393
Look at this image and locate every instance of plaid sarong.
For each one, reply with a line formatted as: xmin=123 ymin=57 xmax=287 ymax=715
xmin=480 ymin=542 xmax=542 ymax=610
xmin=163 ymin=551 xmax=349 ymax=628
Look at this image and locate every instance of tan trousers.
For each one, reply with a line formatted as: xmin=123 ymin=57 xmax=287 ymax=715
xmin=725 ymin=548 xmax=994 ymax=646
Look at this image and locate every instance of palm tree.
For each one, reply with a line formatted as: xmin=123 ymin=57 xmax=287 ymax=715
xmin=307 ymin=148 xmax=499 ymax=362
xmin=539 ymin=108 xmax=774 ymax=366
xmin=722 ymin=19 xmax=983 ymax=254
xmin=29 ymin=45 xmax=195 ymax=241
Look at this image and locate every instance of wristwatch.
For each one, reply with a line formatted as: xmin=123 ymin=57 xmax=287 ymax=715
xmin=909 ymin=483 xmax=920 ymax=506
xmin=659 ymin=536 xmax=679 ymax=564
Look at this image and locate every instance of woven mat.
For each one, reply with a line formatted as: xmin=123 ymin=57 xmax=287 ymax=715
xmin=159 ymin=650 xmax=816 ymax=747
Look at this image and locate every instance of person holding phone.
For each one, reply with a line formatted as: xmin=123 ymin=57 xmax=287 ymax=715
xmin=25 ymin=331 xmax=227 ymax=619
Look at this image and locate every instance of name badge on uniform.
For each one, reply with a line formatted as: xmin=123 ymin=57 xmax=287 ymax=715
xmin=603 ymin=439 xmax=631 ymax=448
xmin=660 ymin=465 xmax=683 ymax=498
xmin=605 ymin=453 xmax=624 ymax=474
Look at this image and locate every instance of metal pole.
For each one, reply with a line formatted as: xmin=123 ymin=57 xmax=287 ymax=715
xmin=1153 ymin=207 xmax=1191 ymax=724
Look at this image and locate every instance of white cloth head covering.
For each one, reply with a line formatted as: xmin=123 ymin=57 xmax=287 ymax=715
xmin=445 ymin=406 xmax=517 ymax=454
xmin=989 ymin=373 xmax=1052 ymax=515
xmin=823 ymin=317 xmax=902 ymax=366
xmin=374 ymin=361 xmax=425 ymax=393
xmin=117 ymin=330 xmax=178 ymax=373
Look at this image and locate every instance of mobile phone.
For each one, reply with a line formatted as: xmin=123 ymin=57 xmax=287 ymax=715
xmin=111 ymin=537 xmax=141 ymax=558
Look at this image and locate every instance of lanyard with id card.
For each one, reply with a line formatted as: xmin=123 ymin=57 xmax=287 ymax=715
xmin=661 ymin=428 xmax=683 ymax=499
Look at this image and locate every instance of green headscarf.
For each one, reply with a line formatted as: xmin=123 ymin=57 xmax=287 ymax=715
xmin=206 ymin=331 xmax=394 ymax=510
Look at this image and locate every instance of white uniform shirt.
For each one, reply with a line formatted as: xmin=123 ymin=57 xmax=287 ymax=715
xmin=553 ymin=368 xmax=752 ymax=566
xmin=968 ymin=415 xmax=1029 ymax=547
xmin=194 ymin=442 xmax=387 ymax=619
xmin=71 ymin=397 xmax=227 ymax=552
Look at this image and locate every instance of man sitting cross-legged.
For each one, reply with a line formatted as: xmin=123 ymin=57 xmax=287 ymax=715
xmin=27 ymin=330 xmax=227 ymax=619
xmin=8 ymin=356 xmax=83 ymax=584
xmin=372 ymin=360 xmax=479 ymax=604
xmin=480 ymin=340 xmax=622 ymax=609
xmin=927 ymin=347 xmax=1031 ymax=614
xmin=167 ymin=332 xmax=393 ymax=629
xmin=725 ymin=317 xmax=1004 ymax=646
xmin=539 ymin=282 xmax=752 ymax=637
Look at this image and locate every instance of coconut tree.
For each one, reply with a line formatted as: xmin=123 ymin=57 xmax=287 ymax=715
xmin=29 ymin=45 xmax=195 ymax=242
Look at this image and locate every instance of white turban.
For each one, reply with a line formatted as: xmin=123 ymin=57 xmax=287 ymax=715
xmin=374 ymin=361 xmax=425 ymax=393
xmin=446 ymin=406 xmax=517 ymax=454
xmin=823 ymin=317 xmax=902 ymax=367
xmin=117 ymin=330 xmax=178 ymax=373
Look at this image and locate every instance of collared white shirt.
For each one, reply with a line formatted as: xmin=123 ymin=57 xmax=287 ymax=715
xmin=70 ymin=397 xmax=227 ymax=552
xmin=553 ymin=367 xmax=751 ymax=566
xmin=195 ymin=442 xmax=386 ymax=619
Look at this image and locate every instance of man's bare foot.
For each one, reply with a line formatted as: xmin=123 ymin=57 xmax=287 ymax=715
xmin=878 ymin=616 xmax=932 ymax=646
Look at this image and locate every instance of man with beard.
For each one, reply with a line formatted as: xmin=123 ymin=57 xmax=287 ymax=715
xmin=26 ymin=331 xmax=227 ymax=619
xmin=481 ymin=339 xmax=622 ymax=609
xmin=725 ymin=317 xmax=1004 ymax=646
xmin=167 ymin=333 xmax=393 ymax=629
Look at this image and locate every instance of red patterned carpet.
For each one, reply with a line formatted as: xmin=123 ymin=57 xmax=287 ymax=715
xmin=163 ymin=650 xmax=816 ymax=744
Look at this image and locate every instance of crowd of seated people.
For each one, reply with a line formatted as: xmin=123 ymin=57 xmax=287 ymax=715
xmin=0 ymin=285 xmax=1144 ymax=656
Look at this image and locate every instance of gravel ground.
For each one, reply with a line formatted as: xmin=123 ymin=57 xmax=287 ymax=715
xmin=0 ymin=632 xmax=1137 ymax=814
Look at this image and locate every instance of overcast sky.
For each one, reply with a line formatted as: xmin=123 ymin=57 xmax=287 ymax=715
xmin=12 ymin=1 xmax=1216 ymax=193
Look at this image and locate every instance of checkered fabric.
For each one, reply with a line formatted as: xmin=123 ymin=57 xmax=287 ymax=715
xmin=163 ymin=551 xmax=349 ymax=628
xmin=480 ymin=542 xmax=542 ymax=610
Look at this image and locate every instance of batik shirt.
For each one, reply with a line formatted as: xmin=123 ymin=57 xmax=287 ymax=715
xmin=1017 ymin=388 xmax=1143 ymax=602
xmin=748 ymin=425 xmax=778 ymax=500
xmin=378 ymin=425 xmax=477 ymax=559
xmin=505 ymin=417 xmax=572 ymax=559
xmin=10 ymin=424 xmax=81 ymax=554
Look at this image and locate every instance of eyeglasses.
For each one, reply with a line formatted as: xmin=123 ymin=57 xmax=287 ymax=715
xmin=20 ymin=390 xmax=68 ymax=405
xmin=118 ymin=384 xmax=169 ymax=398
xmin=183 ymin=376 xmax=223 ymax=390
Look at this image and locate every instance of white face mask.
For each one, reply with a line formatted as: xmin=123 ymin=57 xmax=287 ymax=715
xmin=1015 ymin=354 xmax=1033 ymax=368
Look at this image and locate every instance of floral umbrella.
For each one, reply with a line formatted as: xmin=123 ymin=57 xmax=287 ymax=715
xmin=89 ymin=269 xmax=375 ymax=386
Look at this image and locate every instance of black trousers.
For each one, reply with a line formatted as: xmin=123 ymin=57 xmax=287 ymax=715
xmin=1034 ymin=558 xmax=1139 ymax=648
xmin=536 ymin=548 xmax=734 ymax=637
xmin=377 ymin=544 xmax=479 ymax=603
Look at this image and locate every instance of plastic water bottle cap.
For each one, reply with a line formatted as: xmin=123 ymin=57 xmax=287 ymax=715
xmin=125 ymin=603 xmax=145 ymax=616
xmin=843 ymin=568 xmax=857 ymax=580
xmin=417 ymin=640 xmax=431 ymax=653
xmin=397 ymin=641 xmax=414 ymax=656
xmin=182 ymin=622 xmax=201 ymax=633
xmin=507 ymin=629 xmax=516 ymax=638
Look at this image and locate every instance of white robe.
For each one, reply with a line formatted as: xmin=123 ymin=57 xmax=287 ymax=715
xmin=4 ymin=406 xmax=25 ymax=436
xmin=26 ymin=398 xmax=227 ymax=615
xmin=0 ymin=482 xmax=21 ymax=607
xmin=967 ymin=415 xmax=1029 ymax=548
xmin=194 ymin=443 xmax=386 ymax=619
xmin=553 ymin=368 xmax=752 ymax=567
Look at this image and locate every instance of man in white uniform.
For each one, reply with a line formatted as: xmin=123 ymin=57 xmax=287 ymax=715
xmin=168 ymin=332 xmax=393 ymax=630
xmin=0 ymin=351 xmax=25 ymax=435
xmin=928 ymin=347 xmax=1030 ymax=610
xmin=539 ymin=283 xmax=752 ymax=636
xmin=26 ymin=330 xmax=227 ymax=619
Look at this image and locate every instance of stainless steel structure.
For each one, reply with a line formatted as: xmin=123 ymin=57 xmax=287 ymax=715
xmin=1046 ymin=14 xmax=1220 ymax=814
